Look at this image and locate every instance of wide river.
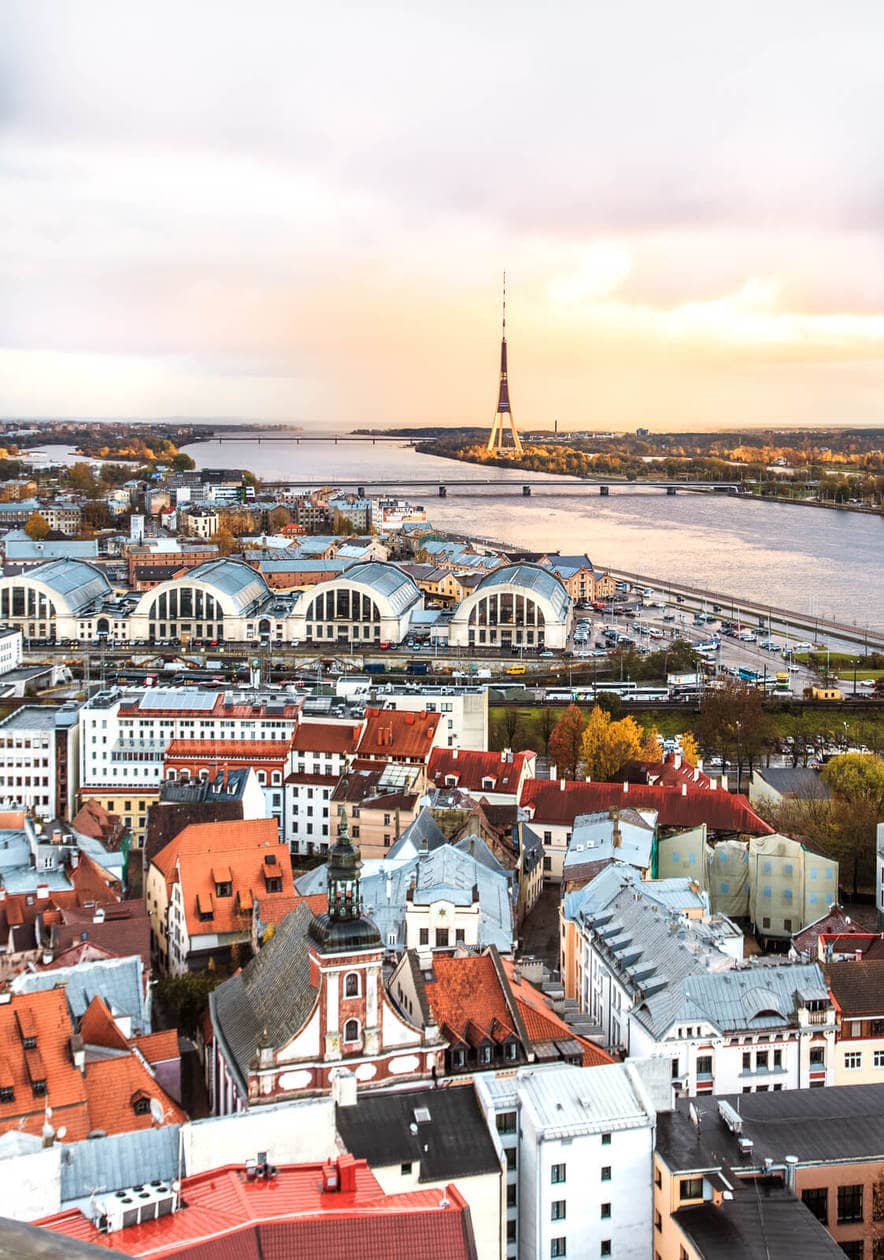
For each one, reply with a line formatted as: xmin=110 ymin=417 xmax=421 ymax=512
xmin=180 ymin=435 xmax=879 ymax=630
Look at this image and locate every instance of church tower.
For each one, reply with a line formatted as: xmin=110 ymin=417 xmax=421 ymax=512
xmin=486 ymin=272 xmax=524 ymax=456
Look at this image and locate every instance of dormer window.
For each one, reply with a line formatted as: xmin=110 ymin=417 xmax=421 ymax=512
xmin=197 ymin=891 xmax=214 ymax=922
xmin=0 ymin=1085 xmax=13 ymax=1103
xmin=131 ymin=1091 xmax=152 ymax=1116
xmin=214 ymin=881 xmax=232 ymax=898
xmin=481 ymin=777 xmax=495 ymax=790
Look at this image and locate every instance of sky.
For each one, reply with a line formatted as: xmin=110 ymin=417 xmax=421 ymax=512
xmin=2 ymin=0 xmax=884 ymax=431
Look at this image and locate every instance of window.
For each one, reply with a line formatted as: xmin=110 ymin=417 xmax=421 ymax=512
xmin=655 ymin=1167 xmax=662 ymax=1189
xmin=343 ymin=1018 xmax=360 ymax=1043
xmin=344 ymin=972 xmax=360 ymax=998
xmin=742 ymin=1051 xmax=751 ymax=1070
xmin=133 ymin=1096 xmax=151 ymax=1116
xmin=455 ymin=928 xmax=465 ymax=944
xmin=837 ymin=1183 xmax=864 ymax=1223
xmin=551 ymin=1163 xmax=566 ymax=1184
xmin=654 ymin=1210 xmax=662 ymax=1232
xmin=400 ymin=1162 xmax=412 ymax=1175
xmin=680 ymin=1177 xmax=703 ymax=1201
xmin=801 ymin=1187 xmax=828 ymax=1224
xmin=773 ymin=1049 xmax=782 ymax=1069
xmin=601 ymin=1132 xmax=611 ymax=1146
xmin=505 ymin=1148 xmax=517 ymax=1171
xmin=507 ymin=1221 xmax=516 ymax=1244
xmin=874 ymin=1050 xmax=884 ymax=1069
xmin=550 ymin=1240 xmax=566 ymax=1258
xmin=840 ymin=1244 xmax=864 ymax=1260
xmin=0 ymin=1085 xmax=12 ymax=1103
xmin=756 ymin=1050 xmax=768 ymax=1071
xmin=419 ymin=928 xmax=429 ymax=946
xmin=478 ymin=1045 xmax=492 ymax=1064
xmin=809 ymin=1045 xmax=825 ymax=1066
xmin=600 ymin=1244 xmax=611 ymax=1258
xmin=551 ymin=1201 xmax=566 ymax=1221
xmin=845 ymin=1051 xmax=863 ymax=1070
xmin=601 ymin=1166 xmax=611 ymax=1182
xmin=696 ymin=1055 xmax=712 ymax=1076
xmin=506 ymin=1184 xmax=517 ymax=1208
xmin=435 ymin=928 xmax=449 ymax=947
xmin=496 ymin=1111 xmax=517 ymax=1134
xmin=601 ymin=1203 xmax=611 ymax=1219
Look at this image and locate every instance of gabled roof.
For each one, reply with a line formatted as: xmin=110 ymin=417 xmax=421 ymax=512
xmin=42 ymin=1160 xmax=477 ymax=1260
xmin=151 ymin=817 xmax=281 ymax=888
xmin=825 ymin=960 xmax=884 ymax=1017
xmin=520 ymin=779 xmax=773 ymax=835
xmin=0 ymin=989 xmax=90 ymax=1141
xmin=11 ymin=954 xmax=148 ymax=1030
xmin=421 ymin=951 xmax=521 ymax=1049
xmin=501 ymin=959 xmax=614 ymax=1068
xmin=428 ymin=748 xmax=535 ymax=794
xmin=84 ymin=1053 xmax=186 ymax=1135
xmin=210 ymin=902 xmax=318 ymax=1091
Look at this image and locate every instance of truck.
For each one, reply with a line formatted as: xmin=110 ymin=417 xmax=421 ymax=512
xmin=364 ymin=662 xmax=386 ymax=674
xmin=406 ymin=662 xmax=429 ymax=675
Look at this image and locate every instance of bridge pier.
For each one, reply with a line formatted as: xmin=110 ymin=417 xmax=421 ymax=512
xmin=667 ymin=486 xmax=677 ymax=495
xmin=599 ymin=485 xmax=609 ymax=496
xmin=357 ymin=486 xmax=365 ymax=498
xmin=439 ymin=486 xmax=447 ymax=497
xmin=522 ymin=485 xmax=532 ymax=496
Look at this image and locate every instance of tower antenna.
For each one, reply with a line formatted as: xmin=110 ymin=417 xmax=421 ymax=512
xmin=487 ymin=272 xmax=523 ymax=456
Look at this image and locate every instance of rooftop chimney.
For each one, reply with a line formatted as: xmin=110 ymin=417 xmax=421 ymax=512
xmin=681 ymin=783 xmax=687 ymax=796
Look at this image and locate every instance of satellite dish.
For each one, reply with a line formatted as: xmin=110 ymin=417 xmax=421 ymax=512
xmin=56 ymin=1126 xmax=67 ymax=1140
xmin=149 ymin=1098 xmax=165 ymax=1126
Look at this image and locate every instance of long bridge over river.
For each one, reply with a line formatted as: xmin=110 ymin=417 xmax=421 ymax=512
xmin=259 ymin=477 xmax=743 ymax=497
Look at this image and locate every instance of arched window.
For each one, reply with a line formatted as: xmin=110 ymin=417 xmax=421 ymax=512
xmin=343 ymin=1018 xmax=360 ymax=1043
xmin=344 ymin=972 xmax=360 ymax=998
xmin=166 ymin=768 xmax=177 ymax=781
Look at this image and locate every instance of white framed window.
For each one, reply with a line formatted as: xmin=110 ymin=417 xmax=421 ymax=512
xmin=844 ymin=1051 xmax=862 ymax=1070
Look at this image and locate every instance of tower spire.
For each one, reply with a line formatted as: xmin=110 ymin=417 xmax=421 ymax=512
xmin=487 ymin=271 xmax=523 ymax=456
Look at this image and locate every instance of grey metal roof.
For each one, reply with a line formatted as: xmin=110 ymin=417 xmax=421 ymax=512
xmin=518 ymin=1061 xmax=655 ymax=1136
xmin=297 ymin=840 xmax=514 ymax=953
xmin=635 ymin=960 xmax=829 ymax=1040
xmin=21 ymin=559 xmax=111 ymax=613
xmin=755 ymin=767 xmax=831 ymax=798
xmin=473 ymin=562 xmax=571 ymax=620
xmin=184 ymin=558 xmax=270 ymax=612
xmin=60 ymin=1125 xmax=180 ymax=1203
xmin=10 ymin=955 xmax=148 ymax=1033
xmin=564 ymin=810 xmax=656 ymax=876
xmin=339 ymin=561 xmax=422 ymax=615
xmin=210 ymin=902 xmax=318 ymax=1092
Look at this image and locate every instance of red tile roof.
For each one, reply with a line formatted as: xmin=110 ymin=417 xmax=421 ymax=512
xmin=0 ymin=989 xmax=90 ymax=1142
xmin=621 ymin=752 xmax=712 ymax=790
xmin=357 ymin=708 xmax=440 ymax=762
xmin=166 ymin=739 xmax=294 ymax=763
xmin=152 ymin=818 xmax=294 ymax=939
xmin=132 ymin=1029 xmax=180 ymax=1064
xmin=39 ymin=1161 xmax=477 ymax=1259
xmin=519 ymin=779 xmax=773 ymax=834
xmin=84 ymin=1053 xmax=186 ymax=1135
xmin=423 ymin=953 xmax=517 ymax=1048
xmin=257 ymin=893 xmax=326 ymax=929
xmin=79 ymin=996 xmax=131 ymax=1053
xmin=501 ymin=960 xmax=614 ymax=1068
xmin=293 ymin=722 xmax=361 ymax=754
xmin=428 ymin=749 xmax=535 ymax=795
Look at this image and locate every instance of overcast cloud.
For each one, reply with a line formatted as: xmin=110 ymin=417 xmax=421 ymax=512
xmin=2 ymin=0 xmax=884 ymax=427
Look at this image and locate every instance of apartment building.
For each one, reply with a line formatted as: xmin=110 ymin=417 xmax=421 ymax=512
xmin=0 ymin=703 xmax=80 ymax=818
xmin=475 ymin=1060 xmax=671 ymax=1260
xmin=654 ymin=1085 xmax=884 ymax=1260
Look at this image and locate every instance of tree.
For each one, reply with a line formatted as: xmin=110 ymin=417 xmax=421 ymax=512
xmin=548 ymin=704 xmax=587 ymax=779
xmin=697 ymin=682 xmax=776 ymax=791
xmin=82 ymin=499 xmax=113 ymax=531
xmin=640 ymin=724 xmax=662 ymax=761
xmin=679 ymin=730 xmax=700 ymax=765
xmin=171 ymin=452 xmax=196 ymax=471
xmin=153 ymin=971 xmax=229 ymax=1038
xmin=497 ymin=706 xmax=521 ymax=750
xmin=66 ymin=461 xmax=100 ymax=497
xmin=823 ymin=753 xmax=884 ymax=809
xmin=580 ymin=706 xmax=644 ymax=781
xmin=267 ymin=506 xmax=292 ymax=532
xmin=535 ymin=705 xmax=557 ymax=755
xmin=23 ymin=512 xmax=50 ymax=540
xmin=214 ymin=527 xmax=237 ymax=556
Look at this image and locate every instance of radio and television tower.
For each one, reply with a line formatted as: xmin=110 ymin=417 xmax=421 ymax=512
xmin=486 ymin=272 xmax=523 ymax=455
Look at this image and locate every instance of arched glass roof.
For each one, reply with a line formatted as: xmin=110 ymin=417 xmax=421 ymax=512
xmin=184 ymin=559 xmax=270 ymax=613
xmin=339 ymin=562 xmax=422 ymax=616
xmin=474 ymin=563 xmax=571 ymax=620
xmin=25 ymin=559 xmax=112 ymax=613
